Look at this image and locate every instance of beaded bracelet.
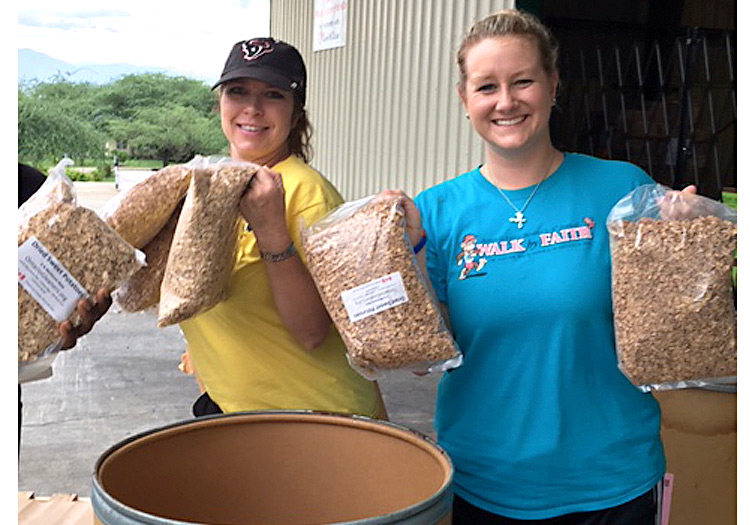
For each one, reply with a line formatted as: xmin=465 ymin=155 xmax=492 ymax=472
xmin=259 ymin=241 xmax=297 ymax=262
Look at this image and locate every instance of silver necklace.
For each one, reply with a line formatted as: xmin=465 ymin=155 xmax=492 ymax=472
xmin=487 ymin=153 xmax=557 ymax=229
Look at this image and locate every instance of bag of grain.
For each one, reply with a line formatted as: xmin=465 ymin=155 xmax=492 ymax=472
xmin=301 ymin=194 xmax=462 ymax=379
xmin=101 ymin=164 xmax=191 ymax=249
xmin=606 ymin=184 xmax=737 ymax=391
xmin=113 ymin=200 xmax=184 ymax=313
xmin=18 ymin=159 xmax=145 ymax=372
xmin=157 ymin=157 xmax=258 ymax=327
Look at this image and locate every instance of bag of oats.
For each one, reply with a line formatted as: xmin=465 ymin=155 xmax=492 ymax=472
xmin=113 ymin=199 xmax=184 ymax=313
xmin=101 ymin=164 xmax=191 ymax=249
xmin=18 ymin=159 xmax=145 ymax=373
xmin=301 ymin=194 xmax=462 ymax=379
xmin=157 ymin=157 xmax=258 ymax=327
xmin=606 ymin=184 xmax=737 ymax=391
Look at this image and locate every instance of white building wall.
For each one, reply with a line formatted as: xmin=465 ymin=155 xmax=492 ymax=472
xmin=271 ymin=0 xmax=514 ymax=200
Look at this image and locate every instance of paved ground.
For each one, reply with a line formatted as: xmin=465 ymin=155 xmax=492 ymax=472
xmin=18 ymin=181 xmax=440 ymax=498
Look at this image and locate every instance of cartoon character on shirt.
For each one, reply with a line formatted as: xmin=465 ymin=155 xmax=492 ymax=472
xmin=456 ymin=234 xmax=487 ymax=280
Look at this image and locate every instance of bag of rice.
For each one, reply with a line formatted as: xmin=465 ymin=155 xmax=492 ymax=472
xmin=301 ymin=194 xmax=462 ymax=379
xmin=101 ymin=164 xmax=191 ymax=248
xmin=607 ymin=184 xmax=737 ymax=391
xmin=157 ymin=157 xmax=257 ymax=327
xmin=113 ymin=200 xmax=183 ymax=313
xmin=18 ymin=159 xmax=144 ymax=365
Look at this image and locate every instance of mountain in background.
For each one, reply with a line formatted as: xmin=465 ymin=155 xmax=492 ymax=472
xmin=18 ymin=48 xmax=211 ymax=85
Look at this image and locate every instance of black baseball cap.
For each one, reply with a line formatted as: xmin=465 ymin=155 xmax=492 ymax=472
xmin=212 ymin=38 xmax=307 ymax=106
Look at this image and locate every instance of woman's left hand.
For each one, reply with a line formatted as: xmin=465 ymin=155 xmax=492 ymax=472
xmin=59 ymin=288 xmax=112 ymax=350
xmin=659 ymin=184 xmax=699 ymax=220
xmin=375 ymin=189 xmax=425 ymax=247
xmin=240 ymin=166 xmax=290 ymax=250
xmin=239 ymin=166 xmax=331 ymax=349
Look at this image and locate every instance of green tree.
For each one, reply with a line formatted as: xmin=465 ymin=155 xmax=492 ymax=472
xmin=18 ymin=89 xmax=105 ymax=165
xmin=108 ymin=104 xmax=226 ymax=164
xmin=96 ymin=73 xmax=216 ymax=121
xmin=18 ymin=73 xmax=226 ymax=166
xmin=93 ymin=74 xmax=225 ymax=163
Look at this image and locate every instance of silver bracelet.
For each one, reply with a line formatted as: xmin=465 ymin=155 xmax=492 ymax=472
xmin=259 ymin=242 xmax=296 ymax=262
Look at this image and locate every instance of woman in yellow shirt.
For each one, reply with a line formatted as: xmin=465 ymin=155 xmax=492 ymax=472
xmin=181 ymin=38 xmax=385 ymax=418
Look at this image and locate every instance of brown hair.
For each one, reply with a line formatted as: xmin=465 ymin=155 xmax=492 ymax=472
xmin=216 ymin=88 xmax=313 ymax=163
xmin=289 ymin=104 xmax=313 ymax=163
xmin=457 ymin=9 xmax=559 ymax=92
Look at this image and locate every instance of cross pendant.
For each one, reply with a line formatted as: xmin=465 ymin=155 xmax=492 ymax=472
xmin=509 ymin=211 xmax=526 ymax=229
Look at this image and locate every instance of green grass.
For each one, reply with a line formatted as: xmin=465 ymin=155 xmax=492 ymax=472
xmin=121 ymin=159 xmax=163 ymax=168
xmin=722 ymin=192 xmax=737 ymax=288
xmin=722 ymin=191 xmax=737 ymax=210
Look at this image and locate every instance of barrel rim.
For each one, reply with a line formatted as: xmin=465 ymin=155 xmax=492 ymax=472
xmin=92 ymin=410 xmax=454 ymax=525
xmin=92 ymin=482 xmax=453 ymax=525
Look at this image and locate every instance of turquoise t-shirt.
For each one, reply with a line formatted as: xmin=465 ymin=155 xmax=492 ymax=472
xmin=414 ymin=153 xmax=664 ymax=519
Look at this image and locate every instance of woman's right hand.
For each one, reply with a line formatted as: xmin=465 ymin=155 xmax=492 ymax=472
xmin=375 ymin=190 xmax=425 ymax=247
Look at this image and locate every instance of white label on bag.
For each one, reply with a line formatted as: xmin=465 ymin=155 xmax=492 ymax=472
xmin=341 ymin=272 xmax=408 ymax=323
xmin=18 ymin=236 xmax=88 ymax=322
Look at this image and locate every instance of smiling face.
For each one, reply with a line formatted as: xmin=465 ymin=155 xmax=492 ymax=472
xmin=219 ymin=78 xmax=296 ymax=166
xmin=459 ymin=35 xmax=558 ymax=157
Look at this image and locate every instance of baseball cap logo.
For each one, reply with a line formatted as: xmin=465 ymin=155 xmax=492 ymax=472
xmin=242 ymin=39 xmax=273 ymax=62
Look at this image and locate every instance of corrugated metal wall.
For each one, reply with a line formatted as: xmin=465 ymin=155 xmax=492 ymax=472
xmin=271 ymin=0 xmax=514 ymax=200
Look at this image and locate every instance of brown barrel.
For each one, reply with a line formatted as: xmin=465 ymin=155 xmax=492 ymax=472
xmin=92 ymin=411 xmax=453 ymax=524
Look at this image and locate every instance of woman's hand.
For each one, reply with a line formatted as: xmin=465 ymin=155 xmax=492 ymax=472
xmin=659 ymin=184 xmax=699 ymax=220
xmin=375 ymin=190 xmax=425 ymax=247
xmin=59 ymin=288 xmax=112 ymax=350
xmin=239 ymin=165 xmax=329 ymax=349
xmin=240 ymin=166 xmax=290 ymax=251
xmin=377 ymin=189 xmax=452 ymax=367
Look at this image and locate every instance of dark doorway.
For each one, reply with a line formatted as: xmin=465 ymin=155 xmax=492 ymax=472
xmin=518 ymin=0 xmax=737 ymax=200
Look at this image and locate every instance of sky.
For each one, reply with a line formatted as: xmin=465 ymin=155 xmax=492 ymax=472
xmin=16 ymin=0 xmax=271 ymax=82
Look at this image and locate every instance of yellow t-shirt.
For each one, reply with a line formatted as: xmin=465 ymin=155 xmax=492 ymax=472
xmin=179 ymin=155 xmax=380 ymax=416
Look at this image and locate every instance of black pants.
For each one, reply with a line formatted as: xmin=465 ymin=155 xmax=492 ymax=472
xmin=452 ymin=487 xmax=657 ymax=525
xmin=192 ymin=391 xmax=223 ymax=417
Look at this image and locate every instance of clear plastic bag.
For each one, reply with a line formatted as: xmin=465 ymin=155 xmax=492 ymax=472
xmin=113 ymin=199 xmax=183 ymax=313
xmin=606 ymin=184 xmax=737 ymax=391
xmin=157 ymin=156 xmax=258 ymax=327
xmin=101 ymin=164 xmax=191 ymax=249
xmin=18 ymin=158 xmax=76 ymax=232
xmin=301 ymin=194 xmax=463 ymax=380
xmin=18 ymin=158 xmax=145 ymax=374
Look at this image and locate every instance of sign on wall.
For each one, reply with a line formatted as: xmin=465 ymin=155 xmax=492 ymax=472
xmin=313 ymin=0 xmax=348 ymax=51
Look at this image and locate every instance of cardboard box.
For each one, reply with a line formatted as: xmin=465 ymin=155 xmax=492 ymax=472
xmin=654 ymin=388 xmax=737 ymax=525
xmin=18 ymin=492 xmax=93 ymax=525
